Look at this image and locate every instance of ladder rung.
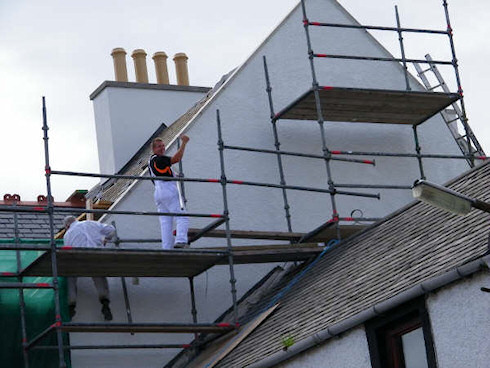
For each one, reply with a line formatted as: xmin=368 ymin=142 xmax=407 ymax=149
xmin=446 ymin=117 xmax=459 ymax=124
xmin=429 ymin=83 xmax=443 ymax=90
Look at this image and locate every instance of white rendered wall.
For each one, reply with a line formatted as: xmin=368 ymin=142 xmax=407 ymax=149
xmin=77 ymin=0 xmax=472 ymax=367
xmin=70 ymin=179 xmax=280 ymax=367
xmin=427 ymin=271 xmax=490 ymax=367
xmin=96 ymin=0 xmax=469 ymax=242
xmin=92 ymin=85 xmax=207 ymax=174
xmin=154 ymin=0 xmax=468 ymax=235
xmin=275 ymin=327 xmax=371 ymax=368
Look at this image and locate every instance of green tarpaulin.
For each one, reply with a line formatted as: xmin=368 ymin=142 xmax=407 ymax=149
xmin=0 ymin=249 xmax=71 ymax=367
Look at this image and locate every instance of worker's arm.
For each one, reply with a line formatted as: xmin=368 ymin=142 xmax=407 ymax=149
xmin=171 ymin=135 xmax=189 ymax=164
xmin=98 ymin=223 xmax=116 ymax=243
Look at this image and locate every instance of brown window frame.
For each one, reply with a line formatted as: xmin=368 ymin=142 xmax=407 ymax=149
xmin=365 ymin=297 xmax=437 ymax=368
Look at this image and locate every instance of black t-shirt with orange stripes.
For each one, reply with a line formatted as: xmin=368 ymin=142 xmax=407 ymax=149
xmin=149 ymin=154 xmax=173 ymax=177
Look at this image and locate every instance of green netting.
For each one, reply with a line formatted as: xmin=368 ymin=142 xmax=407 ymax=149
xmin=0 ymin=250 xmax=71 ymax=367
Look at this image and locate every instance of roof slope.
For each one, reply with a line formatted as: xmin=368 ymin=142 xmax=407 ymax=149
xmin=200 ymin=162 xmax=490 ymax=367
xmin=0 ymin=212 xmax=70 ymax=239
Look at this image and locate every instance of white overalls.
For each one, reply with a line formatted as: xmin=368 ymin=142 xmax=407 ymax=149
xmin=149 ymin=154 xmax=189 ymax=249
xmin=64 ymin=220 xmax=115 ymax=305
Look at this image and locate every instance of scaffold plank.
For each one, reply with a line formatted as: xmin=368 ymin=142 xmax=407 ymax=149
xmin=189 ymin=225 xmax=365 ymax=242
xmin=21 ymin=249 xmax=225 ymax=278
xmin=18 ymin=223 xmax=367 ymax=278
xmin=188 ymin=228 xmax=304 ymax=241
xmin=216 ymin=243 xmax=323 ymax=264
xmin=276 ymin=87 xmax=460 ymax=125
xmin=18 ymin=244 xmax=325 ymax=278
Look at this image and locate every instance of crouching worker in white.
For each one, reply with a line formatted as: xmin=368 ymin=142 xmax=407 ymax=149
xmin=63 ymin=216 xmax=115 ymax=321
xmin=149 ymin=136 xmax=189 ymax=249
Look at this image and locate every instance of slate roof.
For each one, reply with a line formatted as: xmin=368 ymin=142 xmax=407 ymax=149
xmin=0 ymin=212 xmax=71 ymax=239
xmin=87 ymin=73 xmax=233 ymax=204
xmin=178 ymin=161 xmax=490 ymax=367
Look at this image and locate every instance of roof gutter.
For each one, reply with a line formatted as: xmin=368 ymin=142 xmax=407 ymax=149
xmin=248 ymin=254 xmax=490 ymax=368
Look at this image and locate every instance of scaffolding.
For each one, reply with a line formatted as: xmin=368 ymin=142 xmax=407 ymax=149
xmin=252 ymin=0 xmax=486 ymax=235
xmin=0 ymin=0 xmax=487 ymax=367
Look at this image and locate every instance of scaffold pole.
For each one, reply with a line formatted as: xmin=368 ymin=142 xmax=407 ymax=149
xmin=14 ymin=207 xmax=30 ymax=368
xmin=413 ymin=125 xmax=426 ymax=180
xmin=263 ymin=56 xmax=293 ymax=234
xmin=443 ymin=0 xmax=474 ymax=166
xmin=395 ymin=5 xmax=411 ymax=91
xmin=301 ymin=0 xmax=341 ymax=239
xmin=216 ymin=109 xmax=238 ymax=326
xmin=41 ymin=96 xmax=66 ymax=367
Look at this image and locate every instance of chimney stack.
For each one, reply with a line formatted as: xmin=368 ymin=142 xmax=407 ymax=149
xmin=111 ymin=48 xmax=128 ymax=82
xmin=152 ymin=52 xmax=169 ymax=84
xmin=173 ymin=52 xmax=189 ymax=86
xmin=131 ymin=49 xmax=149 ymax=83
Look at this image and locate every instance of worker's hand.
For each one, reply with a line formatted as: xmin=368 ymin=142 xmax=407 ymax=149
xmin=181 ymin=135 xmax=189 ymax=144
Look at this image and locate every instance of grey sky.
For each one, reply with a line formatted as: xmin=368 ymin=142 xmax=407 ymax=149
xmin=1 ymin=0 xmax=488 ymax=201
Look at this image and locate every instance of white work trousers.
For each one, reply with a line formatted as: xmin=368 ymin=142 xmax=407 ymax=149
xmin=67 ymin=277 xmax=109 ymax=306
xmin=154 ymin=181 xmax=189 ymax=249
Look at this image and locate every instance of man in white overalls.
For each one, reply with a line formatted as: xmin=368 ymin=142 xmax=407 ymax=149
xmin=63 ymin=216 xmax=115 ymax=320
xmin=149 ymin=136 xmax=189 ymax=249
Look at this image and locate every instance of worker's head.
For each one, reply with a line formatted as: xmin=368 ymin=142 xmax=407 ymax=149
xmin=63 ymin=215 xmax=77 ymax=230
xmin=152 ymin=138 xmax=165 ymax=156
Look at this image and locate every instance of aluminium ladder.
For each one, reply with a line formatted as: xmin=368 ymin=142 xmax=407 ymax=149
xmin=414 ymin=54 xmax=485 ymax=166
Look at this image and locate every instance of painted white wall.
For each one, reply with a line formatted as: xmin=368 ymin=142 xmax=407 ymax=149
xmin=92 ymin=85 xmax=208 ymax=174
xmin=275 ymin=327 xmax=371 ymax=368
xmin=75 ymin=0 xmax=473 ymax=367
xmin=427 ymin=271 xmax=490 ymax=368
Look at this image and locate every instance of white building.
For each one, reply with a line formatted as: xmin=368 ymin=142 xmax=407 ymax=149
xmin=67 ymin=0 xmax=484 ymax=367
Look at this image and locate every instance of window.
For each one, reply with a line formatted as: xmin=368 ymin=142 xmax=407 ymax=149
xmin=365 ymin=298 xmax=437 ymax=368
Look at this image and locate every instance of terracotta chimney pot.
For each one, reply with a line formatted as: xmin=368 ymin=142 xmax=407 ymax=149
xmin=110 ymin=48 xmax=128 ymax=82
xmin=173 ymin=52 xmax=189 ymax=86
xmin=131 ymin=49 xmax=149 ymax=83
xmin=153 ymin=52 xmax=169 ymax=84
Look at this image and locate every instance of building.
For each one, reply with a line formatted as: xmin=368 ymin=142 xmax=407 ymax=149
xmin=2 ymin=0 xmax=486 ymax=367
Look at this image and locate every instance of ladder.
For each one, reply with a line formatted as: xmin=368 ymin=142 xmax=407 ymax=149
xmin=414 ymin=54 xmax=485 ymax=167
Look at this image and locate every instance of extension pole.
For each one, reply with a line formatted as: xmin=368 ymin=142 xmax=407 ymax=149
xmin=216 ymin=110 xmax=238 ymax=326
xmin=41 ymin=97 xmax=66 ymax=367
xmin=177 ymin=139 xmax=188 ymax=208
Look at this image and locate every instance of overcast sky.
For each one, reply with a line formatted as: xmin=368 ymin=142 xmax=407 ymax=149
xmin=1 ymin=0 xmax=488 ymax=202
